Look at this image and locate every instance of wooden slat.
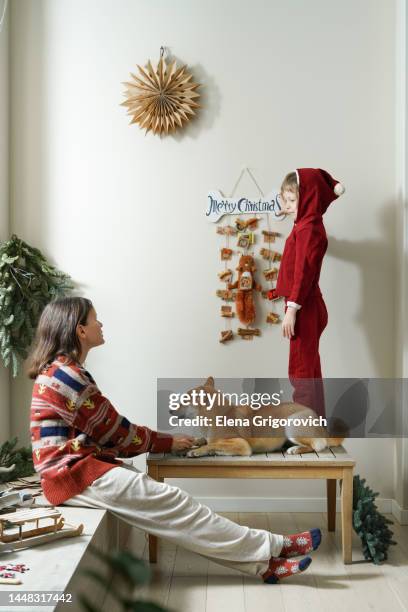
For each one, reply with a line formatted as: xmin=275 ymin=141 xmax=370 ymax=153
xmin=283 ymin=450 xmax=320 ymax=461
xmin=150 ymin=458 xmax=354 ymax=467
xmin=331 ymin=446 xmax=355 ymax=463
xmin=330 ymin=445 xmax=353 ymax=458
xmin=138 ymin=531 xmax=176 ymax=607
xmin=315 ymin=448 xmax=336 ymax=459
xmin=299 ymin=451 xmax=321 ymax=461
xmin=150 ymin=456 xmax=353 ymax=466
xmin=266 ymin=451 xmax=286 ymax=461
xmin=240 ymin=512 xmax=285 ymax=610
xmin=0 ymin=508 xmax=61 ymax=523
xmin=245 ymin=452 xmax=269 ymax=461
xmin=156 ymin=466 xmax=345 ymax=479
xmin=147 ymin=446 xmax=354 ymax=466
xmin=147 ymin=452 xmax=165 ymax=460
xmin=167 ymin=576 xmax=207 ymax=612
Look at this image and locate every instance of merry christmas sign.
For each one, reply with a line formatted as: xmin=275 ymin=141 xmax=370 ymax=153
xmin=206 ymin=190 xmax=285 ymax=222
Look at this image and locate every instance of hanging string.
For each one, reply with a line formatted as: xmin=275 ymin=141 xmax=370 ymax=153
xmin=245 ymin=167 xmax=265 ymax=198
xmin=229 ymin=168 xmax=246 ymax=198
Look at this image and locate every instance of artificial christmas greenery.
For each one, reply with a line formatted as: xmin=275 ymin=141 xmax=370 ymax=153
xmin=352 ymin=474 xmax=396 ymax=564
xmin=0 ymin=234 xmax=73 ymax=376
xmin=0 ymin=437 xmax=34 ymax=484
xmin=80 ymin=545 xmax=168 ymax=612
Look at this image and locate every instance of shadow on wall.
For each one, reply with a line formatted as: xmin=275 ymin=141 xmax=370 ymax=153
xmin=328 ymin=201 xmax=397 ymax=377
xmin=166 ymin=53 xmax=221 ymax=141
xmin=10 ymin=0 xmax=47 ymax=446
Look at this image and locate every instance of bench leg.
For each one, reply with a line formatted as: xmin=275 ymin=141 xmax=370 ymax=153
xmin=148 ymin=533 xmax=158 ymax=564
xmin=326 ymin=479 xmax=336 ymax=532
xmin=147 ymin=465 xmax=162 ymax=564
xmin=341 ymin=468 xmax=353 ymax=564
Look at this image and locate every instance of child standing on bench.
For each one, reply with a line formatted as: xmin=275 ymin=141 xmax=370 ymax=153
xmin=28 ymin=297 xmax=322 ymax=584
xmin=270 ymin=168 xmax=345 ymax=418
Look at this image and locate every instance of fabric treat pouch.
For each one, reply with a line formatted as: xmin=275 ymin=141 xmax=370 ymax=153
xmin=239 ymin=271 xmax=253 ymax=290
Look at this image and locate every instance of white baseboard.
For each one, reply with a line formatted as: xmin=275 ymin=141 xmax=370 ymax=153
xmin=195 ymin=496 xmax=393 ymax=515
xmin=391 ymin=498 xmax=408 ymax=525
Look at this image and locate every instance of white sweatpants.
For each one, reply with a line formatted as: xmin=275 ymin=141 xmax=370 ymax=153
xmin=63 ymin=462 xmax=284 ymax=577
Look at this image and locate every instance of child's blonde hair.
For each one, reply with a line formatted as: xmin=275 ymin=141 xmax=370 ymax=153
xmin=281 ymin=172 xmax=299 ymax=195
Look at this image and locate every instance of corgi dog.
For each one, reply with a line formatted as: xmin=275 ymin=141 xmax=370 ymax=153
xmin=171 ymin=377 xmax=345 ymax=457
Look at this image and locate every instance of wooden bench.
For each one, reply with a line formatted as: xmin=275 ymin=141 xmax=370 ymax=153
xmin=146 ymin=445 xmax=355 ymax=565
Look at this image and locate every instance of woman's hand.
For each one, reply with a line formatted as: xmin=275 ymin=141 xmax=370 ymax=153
xmin=171 ymin=435 xmax=196 ymax=453
xmin=282 ymin=307 xmax=297 ymax=339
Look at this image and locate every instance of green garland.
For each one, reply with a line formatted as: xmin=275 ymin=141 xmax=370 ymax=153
xmin=353 ymin=474 xmax=396 ymax=564
xmin=0 ymin=234 xmax=73 ymax=376
xmin=0 ymin=437 xmax=35 ymax=484
xmin=80 ymin=545 xmax=168 ymax=612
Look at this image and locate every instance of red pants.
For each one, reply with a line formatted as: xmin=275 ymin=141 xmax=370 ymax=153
xmin=285 ymin=290 xmax=328 ymax=418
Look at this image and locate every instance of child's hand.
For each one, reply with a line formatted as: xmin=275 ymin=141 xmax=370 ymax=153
xmin=282 ymin=307 xmax=297 ymax=339
xmin=171 ymin=435 xmax=196 ymax=452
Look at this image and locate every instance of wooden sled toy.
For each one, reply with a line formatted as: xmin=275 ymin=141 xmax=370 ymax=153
xmin=0 ymin=507 xmax=84 ymax=552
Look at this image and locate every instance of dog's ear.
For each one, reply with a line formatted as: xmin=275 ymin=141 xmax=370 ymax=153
xmin=204 ymin=376 xmax=214 ymax=389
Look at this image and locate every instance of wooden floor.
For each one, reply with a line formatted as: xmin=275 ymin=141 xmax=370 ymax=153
xmin=101 ymin=511 xmax=408 ymax=612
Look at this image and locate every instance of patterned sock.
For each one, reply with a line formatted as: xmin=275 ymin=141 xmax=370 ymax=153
xmin=279 ymin=528 xmax=321 ymax=558
xmin=262 ymin=556 xmax=312 ymax=584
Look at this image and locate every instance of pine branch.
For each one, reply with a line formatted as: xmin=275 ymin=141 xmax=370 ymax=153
xmin=0 ymin=234 xmax=74 ymax=376
xmin=351 ymin=474 xmax=396 ymax=564
xmin=0 ymin=436 xmax=35 ymax=483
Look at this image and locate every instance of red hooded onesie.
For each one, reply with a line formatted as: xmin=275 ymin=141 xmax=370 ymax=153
xmin=274 ymin=168 xmax=345 ymax=417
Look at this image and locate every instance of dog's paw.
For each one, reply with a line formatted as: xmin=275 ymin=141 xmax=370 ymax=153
xmin=187 ymin=447 xmax=215 ymax=458
xmin=186 ymin=449 xmax=202 ymax=458
xmin=286 ymin=445 xmax=302 ymax=455
xmin=194 ymin=437 xmax=207 ymax=447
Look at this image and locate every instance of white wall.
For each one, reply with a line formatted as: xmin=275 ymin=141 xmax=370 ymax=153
xmin=394 ymin=0 xmax=408 ymax=520
xmin=10 ymin=0 xmax=398 ymax=505
xmin=0 ymin=1 xmax=10 ymax=443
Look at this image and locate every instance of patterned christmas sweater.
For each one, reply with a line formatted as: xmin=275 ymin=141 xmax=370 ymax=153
xmin=30 ymin=355 xmax=173 ymax=505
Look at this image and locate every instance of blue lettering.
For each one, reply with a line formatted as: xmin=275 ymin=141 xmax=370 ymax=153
xmin=206 ymin=195 xmax=217 ymax=217
xmin=238 ymin=198 xmax=247 ymax=212
xmin=207 ymin=194 xmax=283 ymax=218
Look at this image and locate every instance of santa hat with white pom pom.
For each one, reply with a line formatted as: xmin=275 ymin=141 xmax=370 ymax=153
xmin=334 ymin=181 xmax=345 ymax=196
xmin=294 ymin=168 xmax=345 ymax=220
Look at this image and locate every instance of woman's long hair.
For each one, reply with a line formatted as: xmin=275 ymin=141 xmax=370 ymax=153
xmin=26 ymin=297 xmax=93 ymax=379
